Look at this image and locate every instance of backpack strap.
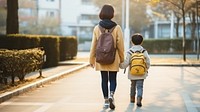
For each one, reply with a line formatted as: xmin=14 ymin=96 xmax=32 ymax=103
xmin=98 ymin=25 xmax=117 ymax=49
xmin=98 ymin=25 xmax=104 ymax=33
xmin=141 ymin=49 xmax=146 ymax=53
xmin=124 ymin=49 xmax=134 ymax=74
xmin=128 ymin=50 xmax=134 ymax=55
xmin=129 ymin=49 xmax=146 ymax=54
xmin=98 ymin=25 xmax=116 ymax=33
xmin=108 ymin=26 xmax=116 ymax=33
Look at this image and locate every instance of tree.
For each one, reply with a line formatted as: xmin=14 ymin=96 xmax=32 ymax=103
xmin=129 ymin=0 xmax=150 ymax=33
xmin=188 ymin=3 xmax=197 ymax=40
xmin=159 ymin=0 xmax=195 ymax=61
xmin=150 ymin=1 xmax=181 ymax=38
xmin=0 ymin=8 xmax=6 ymax=34
xmin=0 ymin=0 xmax=6 ymax=35
xmin=6 ymin=0 xmax=19 ymax=34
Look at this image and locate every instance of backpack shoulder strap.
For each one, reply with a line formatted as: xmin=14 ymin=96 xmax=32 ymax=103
xmin=128 ymin=49 xmax=134 ymax=55
xmin=98 ymin=25 xmax=105 ymax=33
xmin=98 ymin=25 xmax=116 ymax=33
xmin=128 ymin=49 xmax=145 ymax=55
xmin=108 ymin=26 xmax=116 ymax=33
xmin=142 ymin=49 xmax=146 ymax=53
xmin=136 ymin=49 xmax=146 ymax=53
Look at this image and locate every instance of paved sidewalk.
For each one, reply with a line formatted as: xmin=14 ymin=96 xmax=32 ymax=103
xmin=0 ymin=52 xmax=200 ymax=111
xmin=0 ymin=62 xmax=89 ymax=103
xmin=0 ymin=66 xmax=199 ymax=112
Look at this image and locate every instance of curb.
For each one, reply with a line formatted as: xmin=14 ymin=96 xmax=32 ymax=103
xmin=0 ymin=63 xmax=90 ymax=104
xmin=151 ymin=63 xmax=200 ymax=67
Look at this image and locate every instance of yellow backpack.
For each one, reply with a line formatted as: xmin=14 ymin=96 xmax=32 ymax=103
xmin=129 ymin=50 xmax=147 ymax=76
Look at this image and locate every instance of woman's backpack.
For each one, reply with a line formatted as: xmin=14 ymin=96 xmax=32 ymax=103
xmin=96 ymin=25 xmax=116 ymax=64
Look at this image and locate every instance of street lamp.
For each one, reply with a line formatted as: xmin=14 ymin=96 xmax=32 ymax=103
xmin=124 ymin=0 xmax=130 ymax=52
xmin=170 ymin=11 xmax=174 ymax=39
xmin=196 ymin=0 xmax=200 ymax=60
xmin=122 ymin=0 xmax=125 ymax=30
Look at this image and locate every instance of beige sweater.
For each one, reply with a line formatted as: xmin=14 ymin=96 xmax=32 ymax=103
xmin=89 ymin=25 xmax=124 ymax=71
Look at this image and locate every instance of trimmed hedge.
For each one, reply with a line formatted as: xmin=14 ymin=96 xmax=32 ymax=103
xmin=0 ymin=48 xmax=44 ymax=84
xmin=39 ymin=35 xmax=60 ymax=68
xmin=0 ymin=34 xmax=40 ymax=49
xmin=59 ymin=36 xmax=77 ymax=61
xmin=0 ymin=34 xmax=78 ymax=68
xmin=142 ymin=38 xmax=196 ymax=54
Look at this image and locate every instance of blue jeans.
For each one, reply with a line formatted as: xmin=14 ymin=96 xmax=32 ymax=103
xmin=101 ymin=71 xmax=117 ymax=98
xmin=130 ymin=79 xmax=144 ymax=98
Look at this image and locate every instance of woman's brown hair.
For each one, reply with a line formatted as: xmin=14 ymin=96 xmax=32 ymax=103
xmin=99 ymin=4 xmax=114 ymax=20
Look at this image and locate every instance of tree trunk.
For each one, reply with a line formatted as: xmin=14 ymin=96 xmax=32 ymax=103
xmin=176 ymin=17 xmax=180 ymax=38
xmin=182 ymin=9 xmax=186 ymax=61
xmin=6 ymin=0 xmax=19 ymax=34
xmin=191 ymin=10 xmax=196 ymax=39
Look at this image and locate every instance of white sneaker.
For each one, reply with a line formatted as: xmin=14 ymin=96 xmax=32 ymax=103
xmin=109 ymin=97 xmax=115 ymax=110
xmin=103 ymin=99 xmax=109 ymax=109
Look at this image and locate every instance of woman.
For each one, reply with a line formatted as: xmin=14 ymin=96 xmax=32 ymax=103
xmin=89 ymin=4 xmax=124 ymax=110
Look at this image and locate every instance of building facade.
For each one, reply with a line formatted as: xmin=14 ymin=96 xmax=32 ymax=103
xmin=18 ymin=0 xmax=98 ymax=50
xmin=149 ymin=18 xmax=198 ymax=39
xmin=17 ymin=0 xmax=199 ymax=51
xmin=19 ymin=0 xmax=61 ymax=34
xmin=60 ymin=0 xmax=99 ymax=50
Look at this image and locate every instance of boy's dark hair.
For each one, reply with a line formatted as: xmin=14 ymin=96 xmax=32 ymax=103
xmin=131 ymin=33 xmax=143 ymax=45
xmin=99 ymin=4 xmax=114 ymax=20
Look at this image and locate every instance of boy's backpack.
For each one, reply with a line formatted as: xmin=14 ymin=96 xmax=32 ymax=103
xmin=96 ymin=25 xmax=116 ymax=64
xmin=129 ymin=49 xmax=147 ymax=76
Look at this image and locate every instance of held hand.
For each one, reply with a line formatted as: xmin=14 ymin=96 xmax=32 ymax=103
xmin=90 ymin=64 xmax=94 ymax=68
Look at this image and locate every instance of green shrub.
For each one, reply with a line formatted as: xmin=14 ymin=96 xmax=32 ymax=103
xmin=39 ymin=35 xmax=60 ymax=68
xmin=143 ymin=38 xmax=196 ymax=54
xmin=0 ymin=34 xmax=78 ymax=68
xmin=59 ymin=36 xmax=77 ymax=61
xmin=0 ymin=34 xmax=40 ymax=50
xmin=0 ymin=48 xmax=44 ymax=84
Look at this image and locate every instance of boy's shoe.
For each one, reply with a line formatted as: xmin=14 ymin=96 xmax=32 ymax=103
xmin=136 ymin=97 xmax=142 ymax=107
xmin=109 ymin=97 xmax=115 ymax=110
xmin=130 ymin=96 xmax=135 ymax=103
xmin=103 ymin=99 xmax=109 ymax=109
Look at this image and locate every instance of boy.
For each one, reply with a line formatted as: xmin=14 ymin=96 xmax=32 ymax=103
xmin=120 ymin=33 xmax=150 ymax=107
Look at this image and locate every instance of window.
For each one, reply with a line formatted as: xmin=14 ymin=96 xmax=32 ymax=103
xmin=81 ymin=14 xmax=98 ymax=21
xmin=46 ymin=0 xmax=54 ymax=2
xmin=82 ymin=0 xmax=91 ymax=5
xmin=49 ymin=11 xmax=54 ymax=17
xmin=46 ymin=11 xmax=55 ymax=17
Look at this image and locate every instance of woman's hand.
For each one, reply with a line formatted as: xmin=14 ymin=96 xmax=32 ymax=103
xmin=90 ymin=64 xmax=94 ymax=68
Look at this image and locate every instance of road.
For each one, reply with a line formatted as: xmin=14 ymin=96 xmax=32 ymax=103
xmin=0 ymin=66 xmax=199 ymax=112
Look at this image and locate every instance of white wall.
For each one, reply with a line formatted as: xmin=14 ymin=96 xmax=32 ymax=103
xmin=38 ymin=0 xmax=60 ymax=19
xmin=61 ymin=0 xmax=81 ymax=24
xmin=60 ymin=0 xmax=99 ymax=36
xmin=38 ymin=0 xmax=60 ymax=9
xmin=60 ymin=0 xmax=99 ymax=26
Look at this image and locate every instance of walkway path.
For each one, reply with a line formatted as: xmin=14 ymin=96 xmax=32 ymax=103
xmin=0 ymin=66 xmax=200 ymax=112
xmin=0 ymin=52 xmax=200 ymax=112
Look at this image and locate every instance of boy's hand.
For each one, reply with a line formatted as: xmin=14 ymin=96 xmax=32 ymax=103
xmin=124 ymin=68 xmax=126 ymax=74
